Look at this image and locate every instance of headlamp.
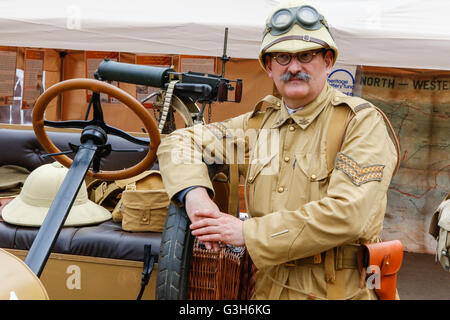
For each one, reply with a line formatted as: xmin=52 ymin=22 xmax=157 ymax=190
xmin=265 ymin=5 xmax=327 ymax=36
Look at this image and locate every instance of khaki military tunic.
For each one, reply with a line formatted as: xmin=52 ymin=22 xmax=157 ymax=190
xmin=157 ymin=84 xmax=398 ymax=300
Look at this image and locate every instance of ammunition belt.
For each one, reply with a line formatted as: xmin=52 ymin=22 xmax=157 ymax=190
xmin=158 ymin=80 xmax=179 ymax=133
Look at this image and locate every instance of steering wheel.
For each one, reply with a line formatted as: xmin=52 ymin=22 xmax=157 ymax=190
xmin=32 ymin=78 xmax=161 ymax=180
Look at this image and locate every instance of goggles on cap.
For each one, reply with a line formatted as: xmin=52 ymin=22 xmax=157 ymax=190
xmin=264 ymin=5 xmax=328 ymax=36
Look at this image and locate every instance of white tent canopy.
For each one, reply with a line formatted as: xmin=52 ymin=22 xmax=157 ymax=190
xmin=0 ymin=0 xmax=449 ymax=70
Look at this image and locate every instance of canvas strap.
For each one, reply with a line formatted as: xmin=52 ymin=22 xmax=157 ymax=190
xmin=325 ymin=105 xmax=353 ymax=173
xmin=228 ymin=95 xmax=280 ymax=216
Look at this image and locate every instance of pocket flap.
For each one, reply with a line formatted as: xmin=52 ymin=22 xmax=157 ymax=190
xmin=122 ymin=189 xmax=169 ymax=210
xmin=363 ymin=240 xmax=404 ymax=276
xmin=247 ymin=153 xmax=277 ymax=183
xmin=294 ymin=152 xmax=328 ymax=181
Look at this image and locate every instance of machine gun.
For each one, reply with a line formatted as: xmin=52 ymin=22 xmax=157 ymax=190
xmin=94 ymin=28 xmax=242 ymax=132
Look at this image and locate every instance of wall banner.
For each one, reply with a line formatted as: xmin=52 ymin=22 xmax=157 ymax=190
xmin=22 ymin=49 xmax=44 ymax=110
xmin=85 ymin=51 xmax=118 ymax=103
xmin=359 ymin=67 xmax=449 ymax=254
xmin=0 ymin=47 xmax=17 ymax=106
xmin=178 ymin=55 xmax=216 ymax=74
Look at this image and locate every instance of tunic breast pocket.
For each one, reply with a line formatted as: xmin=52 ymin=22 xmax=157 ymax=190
xmin=247 ymin=153 xmax=277 ymax=215
xmin=290 ymin=152 xmax=329 ymax=205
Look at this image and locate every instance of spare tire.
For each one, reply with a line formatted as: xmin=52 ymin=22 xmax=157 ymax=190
xmin=155 ymin=203 xmax=193 ymax=299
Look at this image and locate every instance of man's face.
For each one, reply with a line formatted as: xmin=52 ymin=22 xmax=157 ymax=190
xmin=265 ymin=49 xmax=333 ymax=108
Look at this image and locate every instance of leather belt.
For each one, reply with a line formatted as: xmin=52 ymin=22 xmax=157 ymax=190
xmin=282 ymin=245 xmax=359 ymax=269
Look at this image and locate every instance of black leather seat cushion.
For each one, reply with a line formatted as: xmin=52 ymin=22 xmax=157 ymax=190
xmin=0 ymin=219 xmax=161 ymax=262
xmin=0 ymin=128 xmax=151 ymax=172
xmin=0 ymin=128 xmax=161 ymax=262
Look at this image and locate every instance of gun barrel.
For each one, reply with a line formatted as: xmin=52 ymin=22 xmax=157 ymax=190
xmin=95 ymin=60 xmax=174 ymax=88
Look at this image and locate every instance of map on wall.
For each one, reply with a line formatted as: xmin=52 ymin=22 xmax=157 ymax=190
xmin=358 ymin=67 xmax=449 ymax=254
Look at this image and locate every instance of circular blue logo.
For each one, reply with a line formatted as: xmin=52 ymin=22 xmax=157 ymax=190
xmin=328 ymin=69 xmax=355 ymax=96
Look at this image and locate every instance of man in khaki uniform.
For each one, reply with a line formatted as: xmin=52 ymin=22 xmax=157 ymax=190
xmin=157 ymin=0 xmax=398 ymax=299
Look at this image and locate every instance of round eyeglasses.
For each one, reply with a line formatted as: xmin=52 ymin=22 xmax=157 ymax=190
xmin=271 ymin=50 xmax=324 ymax=65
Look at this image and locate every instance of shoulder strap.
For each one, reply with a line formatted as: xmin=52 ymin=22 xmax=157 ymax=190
xmin=114 ymin=170 xmax=156 ymax=189
xmin=250 ymin=95 xmax=281 ymax=116
xmin=371 ymin=105 xmax=401 ymax=176
xmin=88 ymin=170 xmax=161 ymax=205
xmin=326 ymin=106 xmax=353 ymax=173
xmin=228 ymin=95 xmax=280 ymax=217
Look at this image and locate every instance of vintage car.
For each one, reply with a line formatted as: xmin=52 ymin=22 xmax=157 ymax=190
xmin=0 ymin=51 xmax=244 ymax=300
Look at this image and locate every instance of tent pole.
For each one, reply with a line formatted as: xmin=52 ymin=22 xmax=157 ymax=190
xmin=57 ymin=51 xmax=67 ymax=121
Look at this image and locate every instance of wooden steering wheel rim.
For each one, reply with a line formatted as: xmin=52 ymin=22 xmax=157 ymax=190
xmin=32 ymin=78 xmax=161 ymax=180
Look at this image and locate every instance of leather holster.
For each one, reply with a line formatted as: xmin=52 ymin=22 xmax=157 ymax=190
xmin=357 ymin=240 xmax=404 ymax=300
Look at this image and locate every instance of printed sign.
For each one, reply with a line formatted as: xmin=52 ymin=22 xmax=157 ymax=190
xmin=179 ymin=55 xmax=216 ymax=74
xmin=22 ymin=49 xmax=44 ymax=109
xmin=0 ymin=47 xmax=17 ymax=106
xmin=328 ymin=63 xmax=357 ymax=96
xmin=85 ymin=51 xmax=118 ymax=103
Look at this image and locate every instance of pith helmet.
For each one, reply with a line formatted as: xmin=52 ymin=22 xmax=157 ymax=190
xmin=259 ymin=0 xmax=338 ymax=70
xmin=2 ymin=162 xmax=112 ymax=227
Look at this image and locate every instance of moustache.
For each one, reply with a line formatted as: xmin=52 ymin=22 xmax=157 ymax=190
xmin=280 ymin=71 xmax=311 ymax=82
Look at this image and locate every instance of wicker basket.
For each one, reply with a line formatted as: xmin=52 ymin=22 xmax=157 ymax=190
xmin=189 ymin=238 xmax=255 ymax=300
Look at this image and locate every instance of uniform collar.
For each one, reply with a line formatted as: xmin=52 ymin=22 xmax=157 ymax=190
xmin=271 ymin=83 xmax=332 ymax=130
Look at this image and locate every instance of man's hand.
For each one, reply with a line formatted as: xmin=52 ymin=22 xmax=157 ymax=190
xmin=190 ymin=211 xmax=245 ymax=248
xmin=185 ymin=187 xmax=221 ymax=251
xmin=185 ymin=187 xmax=245 ymax=250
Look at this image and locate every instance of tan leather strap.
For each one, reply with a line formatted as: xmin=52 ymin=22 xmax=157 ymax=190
xmin=326 ymin=105 xmax=353 ymax=173
xmin=243 ymin=112 xmax=265 ymax=176
xmin=324 ymin=249 xmax=336 ymax=283
xmin=89 ymin=170 xmax=158 ymax=205
xmin=372 ymin=106 xmax=401 ymax=176
xmin=228 ymin=95 xmax=280 ymax=216
xmin=261 ymin=35 xmax=330 ymax=54
xmin=228 ymin=161 xmax=240 ymax=217
xmin=93 ymin=181 xmax=121 ymax=205
xmin=317 ymin=105 xmax=353 ymax=282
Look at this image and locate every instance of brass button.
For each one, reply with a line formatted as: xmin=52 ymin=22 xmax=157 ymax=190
xmin=289 ymin=126 xmax=295 ymax=132
xmin=311 ymin=174 xmax=317 ymax=181
xmin=278 ymin=186 xmax=284 ymax=193
xmin=333 ymin=97 xmax=339 ymax=103
xmin=284 ymin=156 xmax=290 ymax=162
xmin=248 ymin=176 xmax=254 ymax=182
xmin=276 ymin=102 xmax=281 ymax=107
